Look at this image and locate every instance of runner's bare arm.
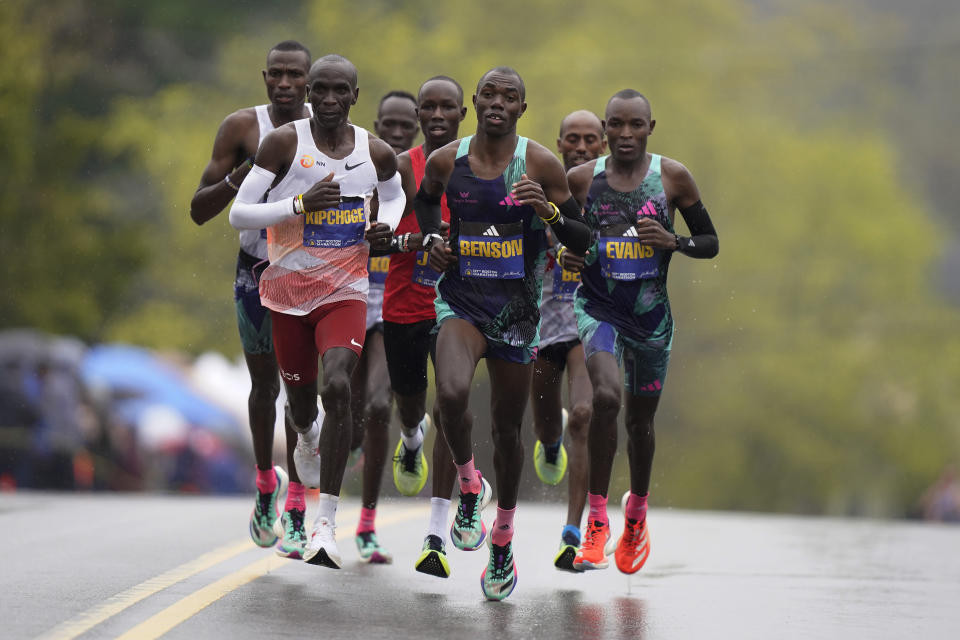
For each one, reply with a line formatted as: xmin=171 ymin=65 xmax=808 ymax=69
xmin=190 ymin=110 xmax=256 ymax=225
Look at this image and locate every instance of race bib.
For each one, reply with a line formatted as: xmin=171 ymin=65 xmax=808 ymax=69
xmin=412 ymin=250 xmax=441 ymax=287
xmin=459 ymin=221 xmax=524 ymax=279
xmin=302 ymin=197 xmax=366 ymax=248
xmin=552 ymin=263 xmax=581 ymax=301
xmin=599 ymin=224 xmax=660 ymax=281
xmin=368 ymin=255 xmax=390 ymax=285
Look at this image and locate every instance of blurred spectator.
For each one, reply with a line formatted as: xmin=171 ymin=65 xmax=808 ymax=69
xmin=919 ymin=464 xmax=960 ymax=523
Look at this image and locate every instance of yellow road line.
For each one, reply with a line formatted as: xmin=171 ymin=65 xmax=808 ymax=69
xmin=33 ymin=539 xmax=256 ymax=640
xmin=114 ymin=504 xmax=429 ymax=640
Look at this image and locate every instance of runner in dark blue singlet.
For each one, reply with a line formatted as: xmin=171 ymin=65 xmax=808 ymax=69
xmin=412 ymin=67 xmax=590 ymax=601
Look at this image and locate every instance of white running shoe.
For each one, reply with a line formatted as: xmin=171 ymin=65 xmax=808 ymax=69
xmin=304 ymin=516 xmax=341 ymax=569
xmin=294 ymin=421 xmax=322 ymax=489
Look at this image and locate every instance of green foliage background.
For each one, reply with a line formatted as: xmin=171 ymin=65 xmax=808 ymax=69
xmin=2 ymin=0 xmax=958 ymax=516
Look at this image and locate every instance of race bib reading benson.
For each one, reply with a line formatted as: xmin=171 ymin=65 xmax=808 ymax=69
xmin=459 ymin=220 xmax=524 ymax=279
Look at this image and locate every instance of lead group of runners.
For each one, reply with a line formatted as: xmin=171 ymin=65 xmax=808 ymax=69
xmin=190 ymin=41 xmax=718 ymax=602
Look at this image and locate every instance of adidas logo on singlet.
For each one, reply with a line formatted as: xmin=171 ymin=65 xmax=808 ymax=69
xmin=622 ymin=226 xmax=639 ymax=238
xmin=482 ymin=226 xmax=500 ymax=237
xmin=499 ymin=195 xmax=520 ymax=207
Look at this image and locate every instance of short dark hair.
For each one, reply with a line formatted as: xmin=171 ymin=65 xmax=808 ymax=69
xmin=378 ymin=90 xmax=417 ymax=115
xmin=477 ymin=66 xmax=525 ymax=101
xmin=309 ymin=54 xmax=358 ymax=86
xmin=268 ymin=40 xmax=311 ymax=66
xmin=607 ymin=89 xmax=651 ymax=114
xmin=420 ymin=76 xmax=464 ymax=104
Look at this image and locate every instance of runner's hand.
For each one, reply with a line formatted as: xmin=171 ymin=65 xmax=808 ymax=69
xmin=302 ymin=172 xmax=340 ymax=212
xmin=559 ymin=249 xmax=585 ymax=273
xmin=636 ymin=217 xmax=675 ymax=249
xmin=365 ymin=222 xmax=393 ymax=249
xmin=428 ymin=241 xmax=455 ymax=272
xmin=511 ymin=173 xmax=551 ymax=219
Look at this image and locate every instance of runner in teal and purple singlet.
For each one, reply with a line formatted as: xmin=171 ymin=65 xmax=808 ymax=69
xmin=568 ymin=90 xmax=719 ymax=575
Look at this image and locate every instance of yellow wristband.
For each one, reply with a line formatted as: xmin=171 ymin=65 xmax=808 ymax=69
xmin=543 ymin=202 xmax=561 ymax=225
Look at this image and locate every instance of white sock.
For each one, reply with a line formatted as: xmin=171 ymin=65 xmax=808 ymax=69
xmin=301 ymin=419 xmax=320 ymax=447
xmin=316 ymin=493 xmax=339 ymax=523
xmin=401 ymin=418 xmax=425 ymax=450
xmin=428 ymin=497 xmax=451 ymax=539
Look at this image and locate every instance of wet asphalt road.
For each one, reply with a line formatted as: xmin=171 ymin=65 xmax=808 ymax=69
xmin=2 ymin=492 xmax=958 ymax=640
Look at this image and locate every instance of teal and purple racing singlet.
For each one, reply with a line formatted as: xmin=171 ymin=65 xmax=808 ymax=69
xmin=576 ymin=154 xmax=675 ymax=348
xmin=436 ymin=136 xmax=548 ymax=348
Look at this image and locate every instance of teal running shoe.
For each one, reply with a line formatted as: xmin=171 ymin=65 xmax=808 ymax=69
xmin=481 ymin=539 xmax=517 ymax=601
xmin=356 ymin=531 xmax=393 ymax=564
xmin=273 ymin=507 xmax=306 ymax=559
xmin=450 ymin=472 xmax=491 ymax=551
xmin=249 ymin=466 xmax=288 ymax=547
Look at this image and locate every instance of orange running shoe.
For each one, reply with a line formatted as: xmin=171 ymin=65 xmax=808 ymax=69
xmin=572 ymin=520 xmax=613 ymax=570
xmin=615 ymin=517 xmax=650 ymax=574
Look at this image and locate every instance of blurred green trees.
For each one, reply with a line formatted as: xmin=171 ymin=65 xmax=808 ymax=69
xmin=2 ymin=0 xmax=957 ymax=516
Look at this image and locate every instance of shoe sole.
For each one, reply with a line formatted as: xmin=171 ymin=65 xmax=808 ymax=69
xmin=275 ymin=547 xmax=303 ymax=560
xmin=415 ymin=551 xmax=450 ymax=578
xmin=304 ymin=549 xmax=341 ymax=569
xmin=573 ymin=559 xmax=609 ymax=570
xmin=480 ymin=566 xmax=518 ymax=601
xmin=534 ymin=441 xmax=567 ymax=486
xmin=359 ymin=551 xmax=393 ymax=564
xmin=554 ymin=545 xmax=580 ymax=572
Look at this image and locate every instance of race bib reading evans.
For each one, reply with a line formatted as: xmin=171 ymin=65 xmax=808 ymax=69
xmin=302 ymin=197 xmax=366 ymax=248
xmin=412 ymin=250 xmax=441 ymax=287
xmin=368 ymin=255 xmax=390 ymax=285
xmin=599 ymin=224 xmax=660 ymax=281
xmin=459 ymin=221 xmax=524 ymax=279
xmin=552 ymin=263 xmax=581 ymax=301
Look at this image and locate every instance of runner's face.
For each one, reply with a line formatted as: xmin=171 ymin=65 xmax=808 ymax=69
xmin=473 ymin=73 xmax=525 ymax=136
xmin=417 ymin=80 xmax=465 ymax=148
xmin=263 ymin=50 xmax=310 ymax=110
xmin=557 ymin=117 xmax=606 ymax=170
xmin=375 ymin=96 xmax=419 ymax=154
xmin=604 ymin=97 xmax=654 ymax=163
xmin=308 ymin=63 xmax=358 ymax=129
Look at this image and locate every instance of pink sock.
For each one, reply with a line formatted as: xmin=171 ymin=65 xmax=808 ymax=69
xmin=357 ymin=507 xmax=376 ymax=534
xmin=284 ymin=482 xmax=306 ymax=511
xmin=491 ymin=506 xmax=516 ymax=546
xmin=625 ymin=492 xmax=649 ymax=523
xmin=255 ymin=466 xmax=277 ymax=494
xmin=455 ymin=458 xmax=481 ymax=494
xmin=587 ymin=493 xmax=609 ymax=526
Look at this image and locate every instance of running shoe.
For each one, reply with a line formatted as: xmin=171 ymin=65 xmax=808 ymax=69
xmin=355 ymin=530 xmax=393 ymax=564
xmin=249 ymin=466 xmax=288 ymax=547
xmin=533 ymin=438 xmax=568 ymax=486
xmin=304 ymin=517 xmax=341 ymax=569
xmin=481 ymin=539 xmax=517 ymax=601
xmin=273 ymin=507 xmax=306 ymax=559
xmin=293 ymin=428 xmax=322 ymax=489
xmin=415 ymin=534 xmax=450 ymax=578
xmin=572 ymin=519 xmax=615 ymax=570
xmin=450 ymin=473 xmax=492 ymax=551
xmin=553 ymin=525 xmax=582 ymax=573
xmin=615 ymin=517 xmax=650 ymax=574
xmin=392 ymin=414 xmax=430 ymax=496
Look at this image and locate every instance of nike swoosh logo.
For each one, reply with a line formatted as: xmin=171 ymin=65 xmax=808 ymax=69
xmin=344 ymin=161 xmax=366 ymax=171
xmin=350 ymin=338 xmax=363 ymax=348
